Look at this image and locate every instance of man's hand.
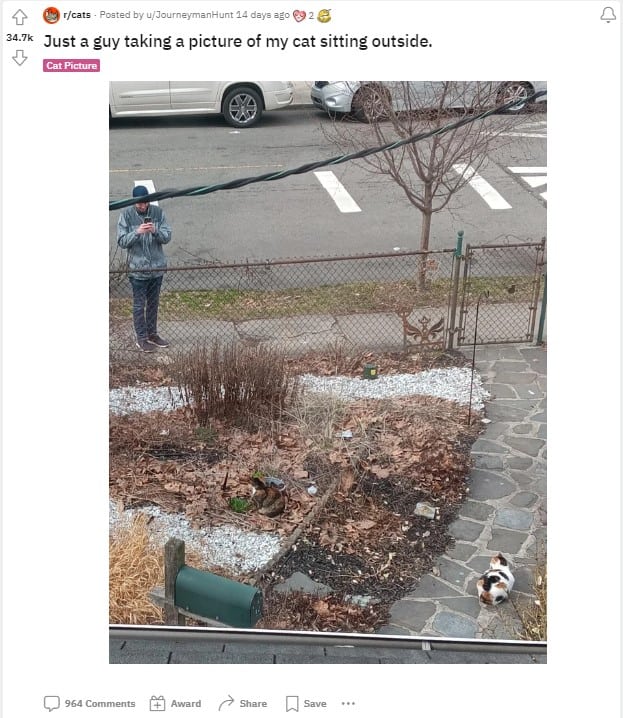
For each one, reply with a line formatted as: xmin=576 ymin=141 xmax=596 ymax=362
xmin=137 ymin=221 xmax=155 ymax=234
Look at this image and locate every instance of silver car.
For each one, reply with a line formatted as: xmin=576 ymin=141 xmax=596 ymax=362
xmin=311 ymin=81 xmax=547 ymax=121
xmin=110 ymin=81 xmax=294 ymax=128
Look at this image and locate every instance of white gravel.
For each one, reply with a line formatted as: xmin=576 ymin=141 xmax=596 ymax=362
xmin=110 ymin=367 xmax=489 ymax=574
xmin=110 ymin=367 xmax=490 ymax=416
xmin=109 ymin=500 xmax=282 ymax=574
xmin=299 ymin=367 xmax=489 ymax=410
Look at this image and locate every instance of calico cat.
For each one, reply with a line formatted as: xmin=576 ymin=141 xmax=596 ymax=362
xmin=477 ymin=553 xmax=515 ymax=605
xmin=250 ymin=476 xmax=286 ymax=517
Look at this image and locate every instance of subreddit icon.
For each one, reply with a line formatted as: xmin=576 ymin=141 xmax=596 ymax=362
xmin=43 ymin=7 xmax=60 ymax=23
xmin=317 ymin=9 xmax=332 ymax=23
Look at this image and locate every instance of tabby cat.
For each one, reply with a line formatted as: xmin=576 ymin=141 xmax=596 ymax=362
xmin=250 ymin=476 xmax=286 ymax=517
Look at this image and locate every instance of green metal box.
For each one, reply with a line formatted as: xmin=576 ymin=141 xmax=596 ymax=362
xmin=175 ymin=566 xmax=263 ymax=628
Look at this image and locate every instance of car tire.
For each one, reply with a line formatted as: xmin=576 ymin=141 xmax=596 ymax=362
xmin=497 ymin=82 xmax=533 ymax=114
xmin=222 ymin=86 xmax=263 ymax=128
xmin=351 ymin=83 xmax=391 ymax=122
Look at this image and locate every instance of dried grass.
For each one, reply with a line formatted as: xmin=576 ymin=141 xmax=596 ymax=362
xmin=109 ymin=513 xmax=204 ymax=625
xmin=514 ymin=555 xmax=547 ymax=641
xmin=109 ymin=514 xmax=163 ymax=625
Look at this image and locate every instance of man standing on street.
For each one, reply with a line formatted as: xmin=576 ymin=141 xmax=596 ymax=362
xmin=117 ymin=185 xmax=172 ymax=352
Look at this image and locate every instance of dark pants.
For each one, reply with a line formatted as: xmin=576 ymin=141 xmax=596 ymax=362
xmin=129 ymin=275 xmax=163 ymax=340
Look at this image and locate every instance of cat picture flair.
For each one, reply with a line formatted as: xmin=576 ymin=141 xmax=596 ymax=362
xmin=477 ymin=553 xmax=515 ymax=605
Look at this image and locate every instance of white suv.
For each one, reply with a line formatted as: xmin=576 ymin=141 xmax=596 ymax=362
xmin=109 ymin=81 xmax=294 ymax=128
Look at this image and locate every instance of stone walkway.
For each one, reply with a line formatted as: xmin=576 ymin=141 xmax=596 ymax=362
xmin=379 ymin=344 xmax=546 ymax=640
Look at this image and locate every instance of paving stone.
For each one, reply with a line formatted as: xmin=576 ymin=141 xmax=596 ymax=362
xmin=507 ymin=456 xmax=534 ymax=470
xmin=487 ymin=528 xmax=528 ymax=554
xmin=467 ymin=470 xmax=515 ymax=500
xmin=445 ymin=542 xmax=476 ymax=562
xmin=437 ymin=557 xmax=472 ymax=587
xmin=474 ymin=454 xmax=505 ymax=470
xmin=488 ymin=360 xmax=527 ymax=371
xmin=485 ymin=403 xmax=531 ymax=422
xmin=432 ymin=611 xmax=478 ymax=638
xmin=274 ymin=571 xmax=333 ymax=596
xmin=511 ymin=565 xmax=537 ymax=594
xmin=410 ymin=574 xmax=463 ymax=599
xmin=537 ymin=424 xmax=547 ymax=440
xmin=494 ymin=508 xmax=534 ymax=531
xmin=448 ymin=518 xmax=485 ymax=542
xmin=511 ymin=423 xmax=534 ymax=435
xmin=473 ymin=346 xmax=522 ymax=361
xmin=518 ymin=347 xmax=547 ymax=373
xmin=468 ymin=555 xmax=497 ymax=574
xmin=482 ymin=610 xmax=523 ymax=640
xmin=514 ymin=385 xmax=544 ymax=400
xmin=482 ymin=421 xmax=511 ymax=439
xmin=459 ymin=500 xmax=494 ymax=521
xmin=472 ymin=438 xmax=507 ymax=454
xmin=505 ymin=436 xmax=546 ymax=457
xmin=487 ymin=383 xmax=518 ymax=399
xmin=511 ymin=491 xmax=538 ymax=508
xmin=494 ymin=372 xmax=538 ymax=385
xmin=532 ymin=410 xmax=547 ymax=422
xmin=440 ymin=596 xmax=482 ymax=619
xmin=388 ymin=599 xmax=436 ymax=630
xmin=509 ymin=470 xmax=535 ymax=487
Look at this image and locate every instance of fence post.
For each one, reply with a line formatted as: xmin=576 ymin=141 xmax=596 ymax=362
xmin=164 ymin=537 xmax=186 ymax=626
xmin=446 ymin=230 xmax=464 ymax=350
xmin=536 ymin=272 xmax=547 ymax=345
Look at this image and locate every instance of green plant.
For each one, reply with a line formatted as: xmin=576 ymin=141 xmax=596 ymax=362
xmin=228 ymin=497 xmax=251 ymax=513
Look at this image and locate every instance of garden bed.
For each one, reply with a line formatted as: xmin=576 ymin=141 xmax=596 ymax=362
xmin=109 ymin=349 xmax=486 ymax=631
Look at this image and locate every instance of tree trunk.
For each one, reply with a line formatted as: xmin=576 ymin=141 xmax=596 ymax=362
xmin=417 ymin=192 xmax=433 ymax=291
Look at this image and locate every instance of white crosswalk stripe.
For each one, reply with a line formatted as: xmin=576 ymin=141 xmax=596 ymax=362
xmin=507 ymin=166 xmax=547 ymax=201
xmin=452 ymin=163 xmax=512 ymax=209
xmin=314 ymin=171 xmax=362 ymax=213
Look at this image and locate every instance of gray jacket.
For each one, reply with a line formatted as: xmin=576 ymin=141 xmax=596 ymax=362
xmin=117 ymin=204 xmax=172 ymax=279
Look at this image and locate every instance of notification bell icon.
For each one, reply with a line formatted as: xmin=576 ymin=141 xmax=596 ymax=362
xmin=600 ymin=6 xmax=616 ymax=22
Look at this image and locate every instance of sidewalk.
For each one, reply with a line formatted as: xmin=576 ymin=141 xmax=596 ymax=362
xmin=379 ymin=343 xmax=546 ymax=641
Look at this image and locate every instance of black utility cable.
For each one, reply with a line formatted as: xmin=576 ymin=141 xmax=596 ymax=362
xmin=109 ymin=90 xmax=546 ymax=211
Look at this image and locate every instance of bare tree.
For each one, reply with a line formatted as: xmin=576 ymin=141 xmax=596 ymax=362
xmin=322 ymin=81 xmax=529 ymax=289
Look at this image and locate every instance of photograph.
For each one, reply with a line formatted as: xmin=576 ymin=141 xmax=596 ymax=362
xmin=108 ymin=80 xmax=547 ymax=664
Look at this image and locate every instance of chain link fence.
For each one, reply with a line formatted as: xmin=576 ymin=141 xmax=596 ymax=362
xmin=457 ymin=241 xmax=546 ymax=346
xmin=110 ymin=241 xmax=545 ymax=366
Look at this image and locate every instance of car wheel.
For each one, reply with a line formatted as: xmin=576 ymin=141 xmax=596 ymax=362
xmin=222 ymin=86 xmax=263 ymax=128
xmin=351 ymin=83 xmax=391 ymax=122
xmin=497 ymin=82 xmax=532 ymax=113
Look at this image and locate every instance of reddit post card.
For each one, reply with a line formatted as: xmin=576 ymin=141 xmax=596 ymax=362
xmin=1 ymin=2 xmax=621 ymax=717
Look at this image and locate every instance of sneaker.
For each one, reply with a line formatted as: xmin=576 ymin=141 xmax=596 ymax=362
xmin=136 ymin=338 xmax=157 ymax=353
xmin=147 ymin=334 xmax=170 ymax=348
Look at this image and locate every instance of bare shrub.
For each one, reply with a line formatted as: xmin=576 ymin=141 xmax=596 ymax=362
xmin=174 ymin=340 xmax=300 ymax=430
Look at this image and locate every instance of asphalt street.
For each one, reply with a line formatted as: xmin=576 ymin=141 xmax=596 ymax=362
xmin=109 ymin=103 xmax=546 ymax=264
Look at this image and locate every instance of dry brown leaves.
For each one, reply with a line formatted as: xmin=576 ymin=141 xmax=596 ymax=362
xmin=110 ymin=352 xmax=483 ymax=631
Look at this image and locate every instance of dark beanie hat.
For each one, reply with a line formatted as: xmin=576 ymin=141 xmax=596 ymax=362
xmin=132 ymin=185 xmax=150 ymax=199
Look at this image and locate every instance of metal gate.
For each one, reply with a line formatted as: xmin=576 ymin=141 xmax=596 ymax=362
xmin=456 ymin=240 xmax=546 ymax=346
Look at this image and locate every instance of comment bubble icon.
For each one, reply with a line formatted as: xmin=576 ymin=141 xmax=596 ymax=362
xmin=44 ymin=696 xmax=61 ymax=712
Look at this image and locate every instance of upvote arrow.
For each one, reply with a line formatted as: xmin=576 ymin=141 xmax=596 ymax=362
xmin=12 ymin=9 xmax=28 ymax=25
xmin=13 ymin=49 xmax=28 ymax=65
